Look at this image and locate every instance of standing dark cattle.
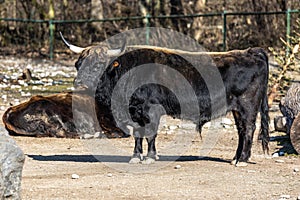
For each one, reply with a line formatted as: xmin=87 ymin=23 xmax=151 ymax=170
xmin=61 ymin=33 xmax=269 ymax=167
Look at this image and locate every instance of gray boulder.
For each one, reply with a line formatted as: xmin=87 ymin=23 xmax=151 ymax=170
xmin=0 ymin=128 xmax=25 ymax=200
xmin=280 ymin=83 xmax=300 ymax=134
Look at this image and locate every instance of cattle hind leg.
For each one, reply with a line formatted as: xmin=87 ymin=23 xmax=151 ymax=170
xmin=232 ymin=110 xmax=258 ymax=167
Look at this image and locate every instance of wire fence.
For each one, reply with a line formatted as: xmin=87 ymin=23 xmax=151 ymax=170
xmin=0 ymin=9 xmax=299 ymax=59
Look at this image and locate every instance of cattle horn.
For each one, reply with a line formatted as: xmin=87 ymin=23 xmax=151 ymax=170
xmin=59 ymin=32 xmax=85 ymax=54
xmin=107 ymin=39 xmax=127 ymax=57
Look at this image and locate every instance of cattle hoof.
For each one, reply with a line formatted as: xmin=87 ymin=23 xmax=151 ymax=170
xmin=155 ymin=155 xmax=160 ymax=160
xmin=230 ymin=159 xmax=237 ymax=165
xmin=235 ymin=162 xmax=248 ymax=167
xmin=230 ymin=159 xmax=248 ymax=167
xmin=142 ymin=157 xmax=156 ymax=165
xmin=129 ymin=157 xmax=142 ymax=164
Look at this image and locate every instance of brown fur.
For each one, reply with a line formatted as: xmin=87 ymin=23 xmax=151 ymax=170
xmin=2 ymin=92 xmax=126 ymax=138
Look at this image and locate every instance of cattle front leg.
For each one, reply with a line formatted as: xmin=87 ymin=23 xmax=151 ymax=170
xmin=129 ymin=127 xmax=145 ymax=164
xmin=142 ymin=135 xmax=159 ymax=165
xmin=129 ymin=137 xmax=143 ymax=164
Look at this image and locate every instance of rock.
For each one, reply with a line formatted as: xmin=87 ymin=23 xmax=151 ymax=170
xmin=223 ymin=124 xmax=232 ymax=129
xmin=294 ymin=168 xmax=299 ymax=172
xmin=168 ymin=125 xmax=178 ymax=130
xmin=221 ymin=118 xmax=234 ymax=129
xmin=272 ymin=152 xmax=284 ymax=158
xmin=174 ymin=165 xmax=181 ymax=169
xmin=272 ymin=153 xmax=279 ymax=158
xmin=83 ymin=134 xmax=94 ymax=139
xmin=221 ymin=117 xmax=233 ymax=125
xmin=0 ymin=133 xmax=25 ymax=199
xmin=71 ymin=174 xmax=79 ymax=179
xmin=274 ymin=116 xmax=287 ymax=132
xmin=107 ymin=173 xmax=113 ymax=177
xmin=94 ymin=132 xmax=101 ymax=138
xmin=275 ymin=159 xmax=285 ymax=163
xmin=297 ymin=195 xmax=300 ymax=200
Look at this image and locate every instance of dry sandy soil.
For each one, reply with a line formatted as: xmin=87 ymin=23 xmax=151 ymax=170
xmin=0 ymin=57 xmax=299 ymax=200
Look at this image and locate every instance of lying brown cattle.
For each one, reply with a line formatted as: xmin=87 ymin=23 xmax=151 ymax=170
xmin=2 ymin=92 xmax=127 ymax=138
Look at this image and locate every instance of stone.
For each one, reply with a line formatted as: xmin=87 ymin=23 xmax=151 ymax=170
xmin=275 ymin=159 xmax=285 ymax=163
xmin=0 ymin=133 xmax=25 ymax=199
xmin=83 ymin=134 xmax=94 ymax=139
xmin=71 ymin=174 xmax=79 ymax=179
xmin=274 ymin=116 xmax=287 ymax=132
xmin=297 ymin=195 xmax=300 ymax=200
xmin=294 ymin=168 xmax=299 ymax=172
xmin=221 ymin=117 xmax=233 ymax=125
xmin=168 ymin=125 xmax=178 ymax=130
xmin=174 ymin=165 xmax=181 ymax=169
xmin=94 ymin=132 xmax=101 ymax=138
xmin=107 ymin=173 xmax=113 ymax=177
xmin=223 ymin=124 xmax=232 ymax=129
xmin=272 ymin=152 xmax=279 ymax=158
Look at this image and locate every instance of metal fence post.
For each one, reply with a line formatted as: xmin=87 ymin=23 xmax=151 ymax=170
xmin=222 ymin=10 xmax=227 ymax=51
xmin=49 ymin=20 xmax=54 ymax=60
xmin=145 ymin=14 xmax=150 ymax=45
xmin=286 ymin=9 xmax=291 ymax=57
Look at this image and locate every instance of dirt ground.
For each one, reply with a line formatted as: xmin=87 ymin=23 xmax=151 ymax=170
xmin=0 ymin=57 xmax=300 ymax=200
xmin=1 ymin=105 xmax=300 ymax=200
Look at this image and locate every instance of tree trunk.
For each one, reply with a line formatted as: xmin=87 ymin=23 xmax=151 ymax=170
xmin=91 ymin=0 xmax=104 ymax=33
xmin=191 ymin=0 xmax=206 ymax=41
xmin=139 ymin=0 xmax=151 ymax=26
xmin=170 ymin=0 xmax=187 ymax=34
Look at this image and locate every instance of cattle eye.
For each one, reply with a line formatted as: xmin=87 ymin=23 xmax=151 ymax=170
xmin=112 ymin=61 xmax=120 ymax=68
